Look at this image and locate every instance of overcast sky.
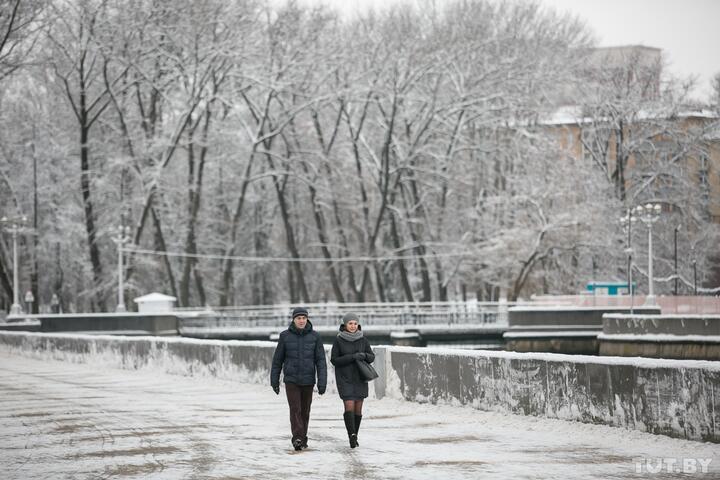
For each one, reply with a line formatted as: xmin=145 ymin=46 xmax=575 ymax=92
xmin=540 ymin=0 xmax=720 ymax=101
xmin=305 ymin=0 xmax=720 ymax=101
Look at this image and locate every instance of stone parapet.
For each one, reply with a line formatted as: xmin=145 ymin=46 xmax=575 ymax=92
xmin=600 ymin=314 xmax=720 ymax=360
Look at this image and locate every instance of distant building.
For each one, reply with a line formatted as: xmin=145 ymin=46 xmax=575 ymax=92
xmin=544 ymin=45 xmax=720 ymax=222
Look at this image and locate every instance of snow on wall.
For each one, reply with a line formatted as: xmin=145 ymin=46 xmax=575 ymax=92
xmin=383 ymin=346 xmax=720 ymax=443
xmin=0 ymin=331 xmax=717 ymax=443
xmin=603 ymin=313 xmax=720 ymax=336
xmin=0 ymin=332 xmax=313 ymax=390
xmin=0 ymin=331 xmax=347 ymax=395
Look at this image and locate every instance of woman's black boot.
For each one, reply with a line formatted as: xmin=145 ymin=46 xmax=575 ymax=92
xmin=354 ymin=414 xmax=362 ymax=446
xmin=343 ymin=411 xmax=357 ymax=448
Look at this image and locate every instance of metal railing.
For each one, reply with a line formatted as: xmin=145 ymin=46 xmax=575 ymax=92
xmin=175 ymin=300 xmax=520 ymax=328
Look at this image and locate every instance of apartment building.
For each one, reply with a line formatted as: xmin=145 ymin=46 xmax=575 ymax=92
xmin=545 ymin=46 xmax=720 ymax=222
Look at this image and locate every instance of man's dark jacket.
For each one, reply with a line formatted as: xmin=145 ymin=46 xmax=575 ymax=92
xmin=271 ymin=320 xmax=327 ymax=389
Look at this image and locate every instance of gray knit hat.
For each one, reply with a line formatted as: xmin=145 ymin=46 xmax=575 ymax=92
xmin=342 ymin=312 xmax=359 ymax=325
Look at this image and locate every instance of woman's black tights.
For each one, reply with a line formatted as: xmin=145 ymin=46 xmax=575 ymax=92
xmin=343 ymin=399 xmax=363 ymax=415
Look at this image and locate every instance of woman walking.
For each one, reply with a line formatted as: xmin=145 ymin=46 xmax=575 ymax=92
xmin=330 ymin=312 xmax=375 ymax=448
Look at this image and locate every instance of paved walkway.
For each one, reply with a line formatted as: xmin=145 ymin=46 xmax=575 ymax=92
xmin=0 ymin=352 xmax=718 ymax=479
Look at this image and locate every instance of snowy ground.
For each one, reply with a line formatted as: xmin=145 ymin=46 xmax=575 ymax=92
xmin=0 ymin=351 xmax=718 ymax=479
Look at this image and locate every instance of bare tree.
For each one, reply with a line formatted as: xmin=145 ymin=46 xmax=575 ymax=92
xmin=4 ymin=0 xmax=715 ymax=309
xmin=0 ymin=0 xmax=43 ymax=81
xmin=46 ymin=0 xmax=127 ymax=311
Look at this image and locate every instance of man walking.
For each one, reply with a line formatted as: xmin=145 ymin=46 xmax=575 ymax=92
xmin=271 ymin=307 xmax=327 ymax=450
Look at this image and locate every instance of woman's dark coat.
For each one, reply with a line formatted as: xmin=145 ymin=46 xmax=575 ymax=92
xmin=271 ymin=320 xmax=327 ymax=389
xmin=330 ymin=327 xmax=375 ymax=400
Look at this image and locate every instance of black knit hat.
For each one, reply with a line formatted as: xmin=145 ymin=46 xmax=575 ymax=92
xmin=292 ymin=307 xmax=309 ymax=319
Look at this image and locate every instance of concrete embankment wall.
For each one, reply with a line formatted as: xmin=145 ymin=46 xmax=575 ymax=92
xmin=1 ymin=331 xmax=718 ymax=443
xmin=600 ymin=314 xmax=720 ymax=361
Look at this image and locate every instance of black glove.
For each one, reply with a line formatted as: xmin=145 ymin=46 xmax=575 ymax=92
xmin=272 ymin=385 xmax=280 ymax=395
xmin=354 ymin=352 xmax=366 ymax=361
xmin=318 ymin=386 xmax=326 ymax=395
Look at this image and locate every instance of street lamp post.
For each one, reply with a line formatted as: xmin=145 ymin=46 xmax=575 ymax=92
xmin=690 ymin=246 xmax=698 ymax=295
xmin=112 ymin=226 xmax=131 ymax=313
xmin=620 ymin=209 xmax=637 ymax=296
xmin=1 ymin=215 xmax=27 ymax=317
xmin=673 ymin=225 xmax=680 ymax=296
xmin=635 ymin=203 xmax=662 ymax=306
xmin=620 ymin=209 xmax=637 ymax=313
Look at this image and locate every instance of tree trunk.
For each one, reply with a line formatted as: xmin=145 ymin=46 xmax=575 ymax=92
xmin=54 ymin=242 xmax=65 ymax=312
xmin=278 ymin=186 xmax=310 ymax=303
xmin=341 ymin=93 xmax=389 ymax=301
xmin=432 ymin=111 xmax=465 ymax=303
xmin=400 ymin=182 xmax=432 ymax=301
xmin=251 ymin=204 xmax=271 ymax=305
xmin=80 ymin=117 xmax=106 ymax=312
xmin=150 ymin=206 xmax=178 ymax=300
xmin=615 ymin=120 xmax=627 ymax=201
xmin=193 ymin=265 xmax=206 ymax=306
xmin=435 ymin=269 xmax=448 ymax=301
xmin=389 ymin=213 xmax=414 ymax=301
xmin=373 ymin=263 xmax=387 ymax=302
xmin=287 ymin=262 xmax=296 ymax=303
xmin=264 ymin=152 xmax=310 ymax=303
xmin=31 ymin=145 xmax=38 ymax=313
xmin=0 ymin=241 xmax=12 ymax=302
xmin=180 ymin=112 xmax=209 ymax=307
xmin=220 ymin=89 xmax=276 ymax=306
xmin=300 ymin=158 xmax=344 ymax=302
xmin=509 ymin=233 xmax=547 ymax=301
xmin=306 ymin=109 xmax=346 ymax=302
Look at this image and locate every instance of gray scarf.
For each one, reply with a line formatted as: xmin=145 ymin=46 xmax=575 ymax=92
xmin=338 ymin=330 xmax=364 ymax=342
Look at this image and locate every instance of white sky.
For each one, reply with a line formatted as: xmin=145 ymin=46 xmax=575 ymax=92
xmin=306 ymin=0 xmax=720 ymax=101
xmin=539 ymin=0 xmax=720 ymax=101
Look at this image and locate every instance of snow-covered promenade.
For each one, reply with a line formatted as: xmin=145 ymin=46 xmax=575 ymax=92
xmin=1 ymin=352 xmax=718 ymax=479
